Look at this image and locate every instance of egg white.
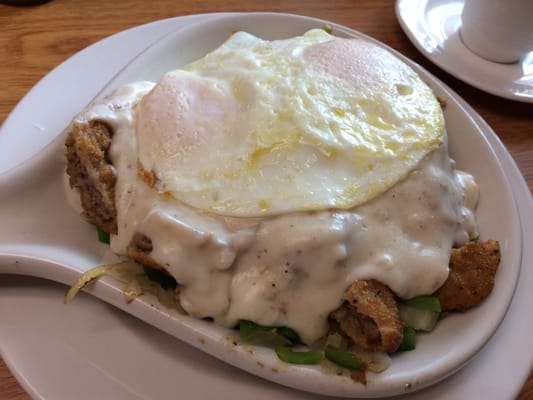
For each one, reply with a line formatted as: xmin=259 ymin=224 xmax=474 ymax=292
xmin=135 ymin=29 xmax=444 ymax=217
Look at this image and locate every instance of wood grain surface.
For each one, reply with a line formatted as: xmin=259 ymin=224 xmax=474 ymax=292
xmin=0 ymin=0 xmax=532 ymax=399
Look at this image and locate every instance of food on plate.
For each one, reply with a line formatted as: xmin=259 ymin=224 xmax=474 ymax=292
xmin=330 ymin=280 xmax=403 ymax=353
xmin=64 ymin=29 xmax=500 ymax=376
xmin=434 ymin=239 xmax=500 ymax=311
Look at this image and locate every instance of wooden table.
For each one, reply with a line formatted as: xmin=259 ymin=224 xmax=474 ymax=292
xmin=1 ymin=0 xmax=532 ymax=399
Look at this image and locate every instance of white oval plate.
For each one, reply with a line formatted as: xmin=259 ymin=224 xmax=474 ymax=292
xmin=0 ymin=12 xmax=522 ymax=399
xmin=395 ymin=0 xmax=533 ymax=102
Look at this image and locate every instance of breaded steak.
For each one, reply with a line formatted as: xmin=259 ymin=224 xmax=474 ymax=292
xmin=434 ymin=240 xmax=501 ymax=311
xmin=330 ymin=280 xmax=403 ymax=353
xmin=65 ymin=120 xmax=117 ymax=234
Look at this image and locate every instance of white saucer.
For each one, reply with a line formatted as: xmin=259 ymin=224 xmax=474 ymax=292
xmin=395 ymin=0 xmax=533 ymax=102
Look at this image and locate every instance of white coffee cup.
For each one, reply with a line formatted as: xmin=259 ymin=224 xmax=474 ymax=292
xmin=460 ymin=0 xmax=533 ymax=63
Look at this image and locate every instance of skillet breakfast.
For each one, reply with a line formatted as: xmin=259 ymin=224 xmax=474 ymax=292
xmin=64 ymin=29 xmax=500 ymax=375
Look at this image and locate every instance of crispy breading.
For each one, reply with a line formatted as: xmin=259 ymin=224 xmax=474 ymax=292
xmin=126 ymin=232 xmax=165 ymax=271
xmin=434 ymin=240 xmax=500 ymax=312
xmin=330 ymin=279 xmax=403 ymax=353
xmin=65 ymin=120 xmax=117 ymax=234
xmin=66 ymin=122 xmax=170 ymax=271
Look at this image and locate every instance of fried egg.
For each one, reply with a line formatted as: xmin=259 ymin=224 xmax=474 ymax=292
xmin=136 ymin=29 xmax=444 ymax=217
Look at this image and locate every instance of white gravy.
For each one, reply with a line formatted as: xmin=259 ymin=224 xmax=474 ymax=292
xmin=72 ymin=82 xmax=478 ymax=344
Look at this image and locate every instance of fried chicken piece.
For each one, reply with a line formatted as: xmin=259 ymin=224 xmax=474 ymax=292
xmin=330 ymin=279 xmax=403 ymax=353
xmin=65 ymin=120 xmax=117 ymax=234
xmin=434 ymin=240 xmax=500 ymax=312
